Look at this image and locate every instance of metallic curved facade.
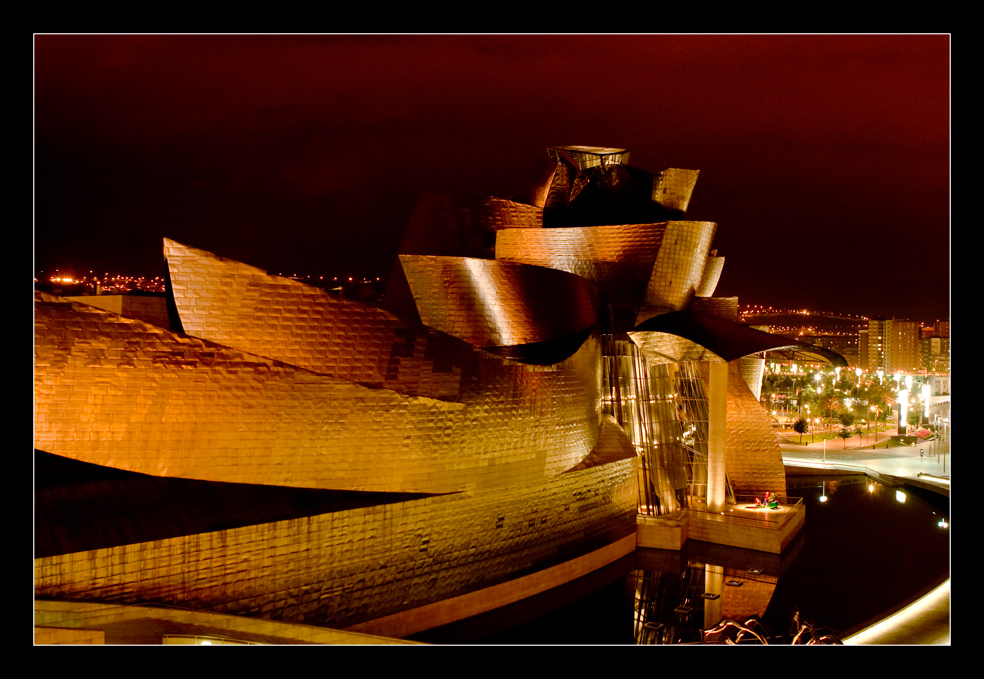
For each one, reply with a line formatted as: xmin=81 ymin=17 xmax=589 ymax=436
xmin=36 ymin=144 xmax=845 ymax=639
xmin=628 ymin=329 xmax=727 ymax=365
xmin=36 ymin=451 xmax=637 ymax=633
xmin=36 ymin=286 xmax=604 ymax=494
xmin=396 ymin=254 xmax=599 ymax=352
xmin=719 ymin=360 xmax=787 ymax=496
xmin=494 ymin=220 xmax=717 ymax=331
xmin=652 ymin=168 xmax=700 ymax=213
xmin=696 ymin=253 xmax=725 ymax=297
xmin=495 ymin=223 xmax=668 ymax=331
xmin=637 ymin=220 xmax=717 ymax=322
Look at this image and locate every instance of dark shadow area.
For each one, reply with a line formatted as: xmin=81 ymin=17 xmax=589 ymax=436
xmin=35 ymin=450 xmax=436 ymax=558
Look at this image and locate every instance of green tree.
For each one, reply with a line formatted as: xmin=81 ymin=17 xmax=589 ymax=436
xmin=854 ymin=425 xmax=864 ymax=446
xmin=852 ymin=399 xmax=868 ymax=426
xmin=907 ymin=410 xmax=922 ymax=428
xmin=839 ymin=411 xmax=856 ymax=428
xmin=793 ymin=417 xmax=809 ymax=444
xmin=820 ymin=387 xmax=840 ymax=432
xmin=798 ymin=386 xmax=818 ymax=418
xmin=838 ymin=426 xmax=853 ymax=449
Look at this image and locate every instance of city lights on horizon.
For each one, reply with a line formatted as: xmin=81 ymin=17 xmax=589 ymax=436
xmin=36 ymin=268 xmax=384 ymax=295
xmin=36 ymin=272 xmax=945 ymax=326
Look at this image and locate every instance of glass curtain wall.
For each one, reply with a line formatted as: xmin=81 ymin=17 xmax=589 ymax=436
xmin=602 ymin=337 xmax=713 ymax=516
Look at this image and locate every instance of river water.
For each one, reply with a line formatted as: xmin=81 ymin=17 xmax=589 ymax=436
xmin=410 ymin=472 xmax=950 ymax=644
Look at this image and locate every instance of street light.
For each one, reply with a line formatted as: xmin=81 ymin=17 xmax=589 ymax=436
xmin=814 ymin=373 xmax=823 ymax=434
xmin=898 ymin=387 xmax=909 ymax=436
xmin=941 ymin=418 xmax=948 ymax=473
xmin=869 ymin=405 xmax=874 ymax=445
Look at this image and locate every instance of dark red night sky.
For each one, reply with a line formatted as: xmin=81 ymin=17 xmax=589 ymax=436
xmin=33 ymin=34 xmax=950 ymax=322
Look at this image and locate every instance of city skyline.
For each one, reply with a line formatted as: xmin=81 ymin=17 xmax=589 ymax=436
xmin=34 ymin=267 xmax=949 ymax=328
xmin=34 ymin=34 xmax=950 ymax=320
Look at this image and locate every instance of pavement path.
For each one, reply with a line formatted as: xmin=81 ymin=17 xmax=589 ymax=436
xmin=780 ymin=429 xmax=950 ymax=489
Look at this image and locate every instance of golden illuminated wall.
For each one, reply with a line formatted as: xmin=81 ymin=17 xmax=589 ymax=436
xmin=164 ymin=238 xmax=463 ymax=399
xmin=637 ymin=221 xmax=716 ymax=323
xmin=717 ymin=361 xmax=786 ymax=497
xmin=35 ymin=292 xmax=603 ymax=494
xmin=652 ymin=168 xmax=700 ymax=213
xmin=696 ymin=254 xmax=725 ymax=298
xmin=35 ymin=452 xmax=637 ymax=630
xmin=396 ymin=255 xmax=598 ymax=351
xmin=495 ymin=223 xmax=668 ymax=330
xmin=738 ymin=356 xmax=767 ymax=401
xmin=628 ymin=330 xmax=725 ymax=365
xmin=494 ymin=221 xmax=715 ymax=331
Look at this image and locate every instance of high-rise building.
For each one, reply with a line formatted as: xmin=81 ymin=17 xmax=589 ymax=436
xmin=866 ymin=319 xmax=921 ymax=374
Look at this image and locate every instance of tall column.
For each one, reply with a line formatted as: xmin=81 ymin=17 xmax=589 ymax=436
xmin=707 ymin=360 xmax=728 ymax=512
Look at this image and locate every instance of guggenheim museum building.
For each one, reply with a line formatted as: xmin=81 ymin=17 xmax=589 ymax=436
xmin=34 ymin=145 xmax=844 ymax=644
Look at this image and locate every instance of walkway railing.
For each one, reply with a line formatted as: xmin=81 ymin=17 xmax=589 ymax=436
xmin=780 ymin=451 xmax=854 ymax=461
xmin=781 ymin=457 xmax=903 ymax=486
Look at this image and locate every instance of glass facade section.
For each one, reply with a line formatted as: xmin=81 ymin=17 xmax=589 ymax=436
xmin=603 ymin=336 xmax=729 ymax=516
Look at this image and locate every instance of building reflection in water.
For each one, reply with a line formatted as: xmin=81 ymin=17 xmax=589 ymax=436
xmin=410 ymin=473 xmax=946 ymax=645
xmin=632 ymin=535 xmax=802 ymax=644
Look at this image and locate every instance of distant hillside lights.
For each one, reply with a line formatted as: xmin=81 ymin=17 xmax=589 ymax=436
xmin=36 ymin=270 xmax=385 ymax=296
xmin=739 ymin=303 xmax=870 ymax=322
xmin=36 ymin=271 xmax=166 ymax=292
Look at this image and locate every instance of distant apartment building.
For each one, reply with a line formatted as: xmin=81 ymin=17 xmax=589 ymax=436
xmin=925 ymin=373 xmax=950 ymax=424
xmin=920 ymin=335 xmax=950 ymax=373
xmin=864 ymin=319 xmax=921 ymax=374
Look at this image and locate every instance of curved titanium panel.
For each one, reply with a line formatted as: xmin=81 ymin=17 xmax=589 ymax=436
xmin=636 ymin=221 xmax=717 ymax=324
xmin=34 ymin=457 xmax=638 ymax=630
xmin=696 ymin=255 xmax=725 ymax=298
xmin=628 ymin=329 xmax=727 ymax=365
xmin=165 ymin=237 xmax=469 ymax=401
xmin=564 ymin=414 xmax=638 ymax=472
xmin=396 ymin=193 xmax=542 ymax=261
xmin=652 ymin=168 xmax=700 ymax=213
xmin=714 ymin=360 xmax=787 ymax=497
xmin=631 ymin=310 xmax=848 ymax=367
xmin=35 ymin=295 xmax=603 ymax=493
xmin=495 ymin=223 xmax=668 ymax=331
xmin=478 ymin=196 xmax=543 ymax=230
xmin=738 ymin=356 xmax=767 ymax=401
xmin=496 ymin=221 xmax=717 ymax=331
xmin=548 ymin=145 xmax=630 ymax=172
xmin=398 ymin=255 xmax=599 ymax=352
